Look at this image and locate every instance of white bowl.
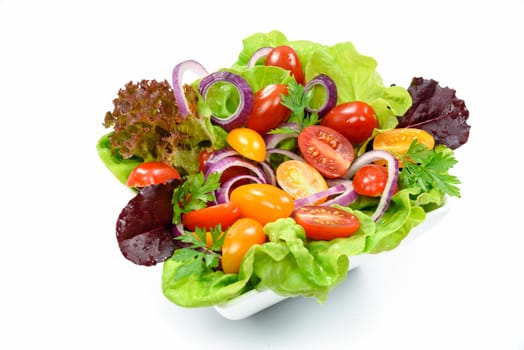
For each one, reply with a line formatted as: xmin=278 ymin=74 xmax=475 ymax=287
xmin=213 ymin=202 xmax=451 ymax=320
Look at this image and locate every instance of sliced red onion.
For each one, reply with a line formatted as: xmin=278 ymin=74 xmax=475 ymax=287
xmin=293 ymin=183 xmax=347 ymax=208
xmin=198 ymin=71 xmax=254 ymax=131
xmin=204 ymin=148 xmax=240 ymax=173
xmin=322 ymin=179 xmax=358 ymax=207
xmin=172 ymin=59 xmax=209 ymax=117
xmin=215 ymin=175 xmax=264 ymax=203
xmin=263 ymin=123 xmax=299 ymax=148
xmin=205 ymin=155 xmax=268 ymax=184
xmin=346 ymin=150 xmax=399 ymax=222
xmin=265 ymin=148 xmax=304 ymax=162
xmin=259 ymin=161 xmax=276 ymax=186
xmin=248 ymin=47 xmax=273 ymax=67
xmin=304 ymin=74 xmax=338 ymax=117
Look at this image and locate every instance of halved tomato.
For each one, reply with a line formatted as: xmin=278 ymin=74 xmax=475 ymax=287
xmin=294 ymin=206 xmax=360 ymax=240
xmin=276 ymin=160 xmax=328 ymax=204
xmin=373 ymin=128 xmax=435 ymax=154
xmin=297 ymin=125 xmax=354 ymax=178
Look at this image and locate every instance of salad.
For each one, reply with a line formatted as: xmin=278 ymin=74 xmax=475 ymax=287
xmin=97 ymin=30 xmax=470 ymax=308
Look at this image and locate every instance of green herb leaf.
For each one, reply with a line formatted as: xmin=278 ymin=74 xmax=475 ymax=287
xmin=172 ymin=225 xmax=225 ymax=281
xmin=171 ymin=172 xmax=221 ymax=224
xmin=271 ymin=80 xmax=319 ymax=134
xmin=397 ymin=141 xmax=461 ymax=198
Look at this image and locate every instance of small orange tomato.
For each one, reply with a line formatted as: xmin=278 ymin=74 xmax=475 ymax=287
xmin=276 ymin=160 xmax=328 ymax=204
xmin=226 ymin=128 xmax=266 ymax=162
xmin=229 ymin=183 xmax=294 ymax=225
xmin=373 ymin=128 xmax=435 ymax=154
xmin=221 ymin=218 xmax=266 ymax=274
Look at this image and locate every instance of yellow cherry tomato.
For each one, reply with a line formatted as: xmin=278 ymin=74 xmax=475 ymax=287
xmin=226 ymin=128 xmax=266 ymax=162
xmin=276 ymin=160 xmax=328 ymax=204
xmin=373 ymin=128 xmax=435 ymax=154
xmin=229 ymin=183 xmax=294 ymax=225
xmin=221 ymin=218 xmax=266 ymax=274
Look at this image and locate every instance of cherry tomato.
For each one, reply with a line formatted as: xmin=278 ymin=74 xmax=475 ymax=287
xmin=246 ymin=84 xmax=291 ymax=134
xmin=221 ymin=218 xmax=266 ymax=274
xmin=229 ymin=184 xmax=294 ymax=225
xmin=126 ymin=161 xmax=181 ymax=187
xmin=276 ymin=160 xmax=328 ymax=204
xmin=297 ymin=125 xmax=355 ymax=179
xmin=226 ymin=128 xmax=266 ymax=162
xmin=265 ymin=45 xmax=305 ymax=85
xmin=321 ymin=101 xmax=378 ymax=144
xmin=294 ymin=206 xmax=360 ymax=240
xmin=181 ymin=202 xmax=241 ymax=231
xmin=352 ymin=164 xmax=398 ymax=197
xmin=373 ymin=128 xmax=435 ymax=154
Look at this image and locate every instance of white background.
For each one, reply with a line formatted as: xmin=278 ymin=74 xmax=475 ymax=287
xmin=1 ymin=0 xmax=523 ymax=349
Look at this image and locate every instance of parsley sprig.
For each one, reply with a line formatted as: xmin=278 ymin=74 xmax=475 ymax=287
xmin=269 ymin=80 xmax=319 ymax=134
xmin=172 ymin=225 xmax=225 ymax=281
xmin=396 ymin=141 xmax=461 ymax=197
xmin=171 ymin=172 xmax=221 ymax=224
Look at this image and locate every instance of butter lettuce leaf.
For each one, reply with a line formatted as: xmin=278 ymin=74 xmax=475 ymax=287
xmin=162 ymin=189 xmax=425 ymax=307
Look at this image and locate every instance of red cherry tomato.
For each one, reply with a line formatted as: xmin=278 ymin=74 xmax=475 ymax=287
xmin=297 ymin=125 xmax=355 ymax=179
xmin=181 ymin=202 xmax=241 ymax=231
xmin=221 ymin=218 xmax=266 ymax=274
xmin=246 ymin=84 xmax=291 ymax=134
xmin=265 ymin=45 xmax=305 ymax=85
xmin=352 ymin=164 xmax=398 ymax=197
xmin=321 ymin=101 xmax=378 ymax=144
xmin=126 ymin=161 xmax=181 ymax=187
xmin=294 ymin=206 xmax=361 ymax=240
xmin=229 ymin=184 xmax=294 ymax=225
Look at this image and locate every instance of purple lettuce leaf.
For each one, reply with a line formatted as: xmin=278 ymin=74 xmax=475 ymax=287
xmin=398 ymin=77 xmax=470 ymax=149
xmin=116 ymin=178 xmax=183 ymax=266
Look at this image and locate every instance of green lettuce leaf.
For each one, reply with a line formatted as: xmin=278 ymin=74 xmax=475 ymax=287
xmin=96 ymin=133 xmax=143 ymax=185
xmin=161 ymin=189 xmax=425 ymax=307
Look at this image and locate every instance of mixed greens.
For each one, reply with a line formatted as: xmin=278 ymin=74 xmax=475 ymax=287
xmin=97 ymin=30 xmax=470 ymax=308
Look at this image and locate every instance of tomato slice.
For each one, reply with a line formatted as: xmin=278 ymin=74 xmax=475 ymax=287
xmin=297 ymin=125 xmax=354 ymax=179
xmin=276 ymin=160 xmax=328 ymax=204
xmin=126 ymin=161 xmax=181 ymax=187
xmin=373 ymin=128 xmax=435 ymax=154
xmin=226 ymin=128 xmax=266 ymax=162
xmin=294 ymin=206 xmax=360 ymax=240
xmin=181 ymin=202 xmax=241 ymax=231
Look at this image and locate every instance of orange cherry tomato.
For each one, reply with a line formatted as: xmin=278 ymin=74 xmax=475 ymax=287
xmin=294 ymin=206 xmax=360 ymax=240
xmin=126 ymin=161 xmax=181 ymax=187
xmin=229 ymin=183 xmax=294 ymax=225
xmin=276 ymin=160 xmax=328 ymax=204
xmin=221 ymin=218 xmax=266 ymax=274
xmin=226 ymin=128 xmax=266 ymax=162
xmin=373 ymin=128 xmax=435 ymax=154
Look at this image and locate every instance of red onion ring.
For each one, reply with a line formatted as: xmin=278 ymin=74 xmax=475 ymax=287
xmin=172 ymin=59 xmax=209 ymax=117
xmin=293 ymin=183 xmax=347 ymax=208
xmin=248 ymin=47 xmax=273 ymax=67
xmin=265 ymin=148 xmax=304 ymax=162
xmin=263 ymin=123 xmax=299 ymax=149
xmin=346 ymin=150 xmax=399 ymax=222
xmin=198 ymin=71 xmax=254 ymax=131
xmin=205 ymin=155 xmax=268 ymax=184
xmin=259 ymin=161 xmax=276 ymax=186
xmin=215 ymin=175 xmax=264 ymax=203
xmin=304 ymin=74 xmax=338 ymax=117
